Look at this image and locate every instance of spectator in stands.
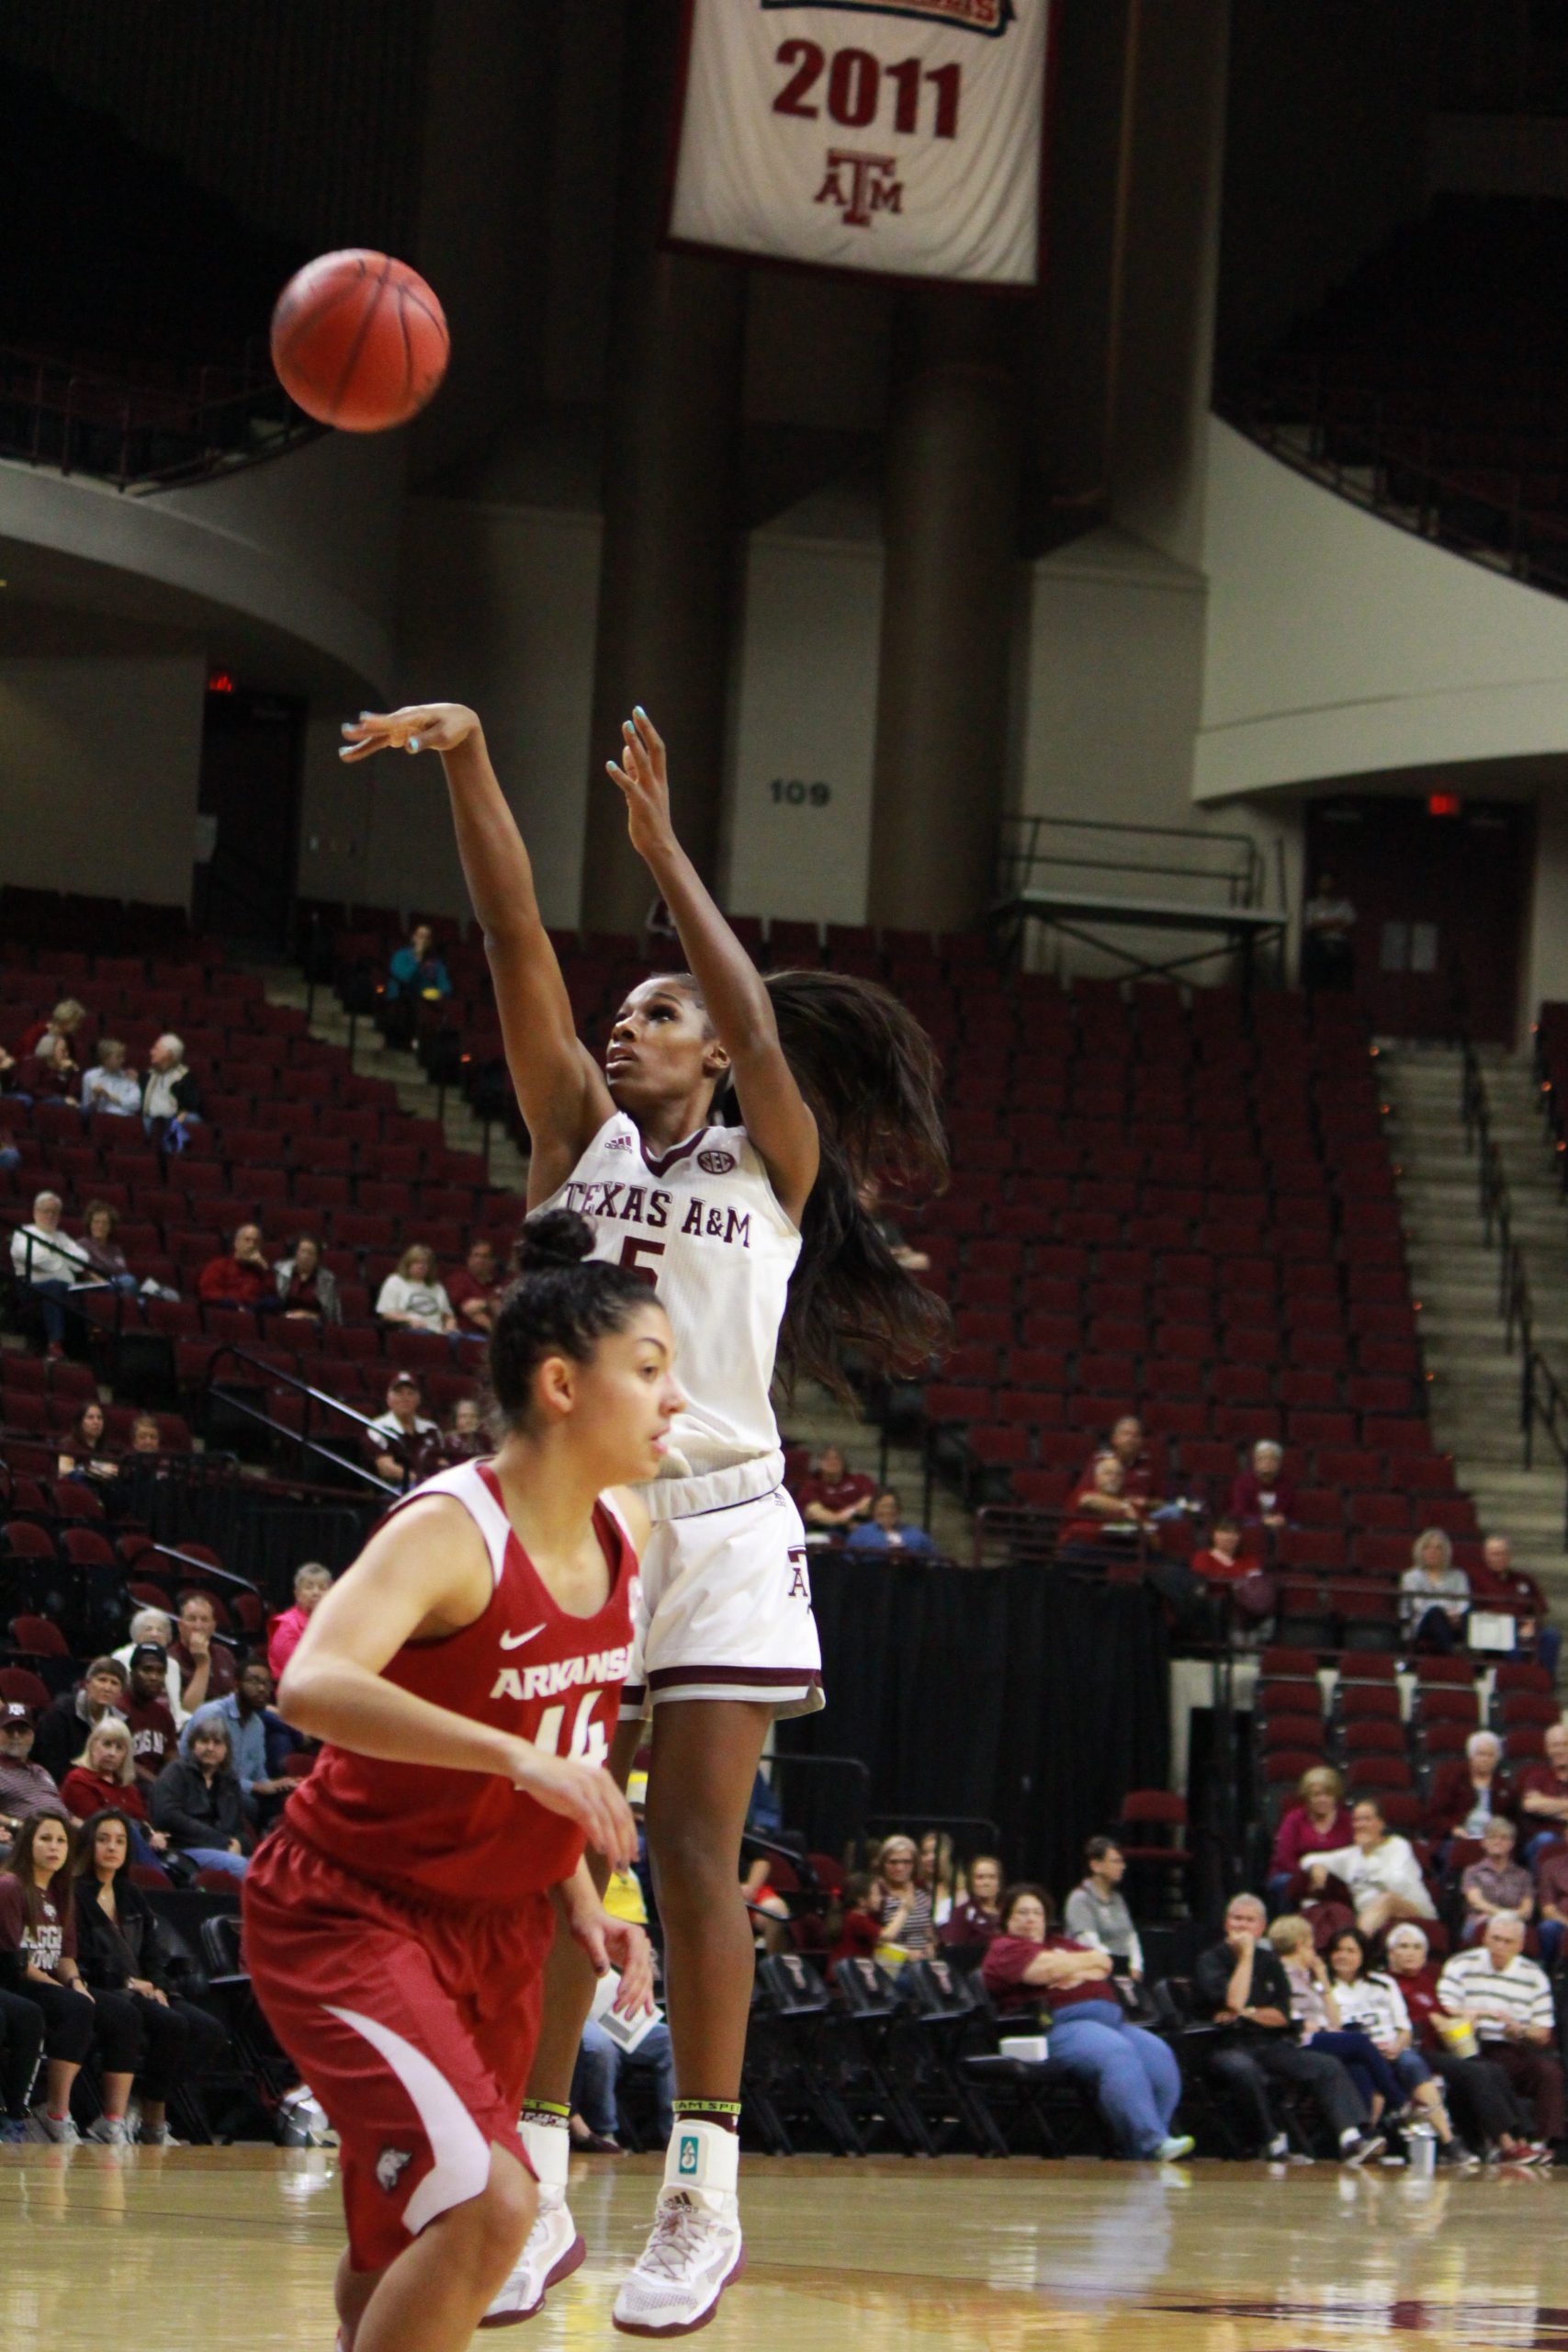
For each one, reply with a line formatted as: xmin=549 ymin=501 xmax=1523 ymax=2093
xmin=1269 ymin=1766 xmax=1354 ymax=1907
xmin=19 ymin=1034 xmax=81 ymax=1106
xmin=0 ymin=1702 xmax=59 ymax=1818
xmin=170 ymin=1590 xmax=236 ymax=1714
xmin=19 ymin=999 xmax=88 ymax=1061
xmin=1056 ymin=1454 xmax=1147 ymax=1566
xmin=80 ymin=1039 xmax=141 ymax=1119
xmin=941 ymin=1854 xmax=1003 ymax=1949
xmin=79 ymin=1201 xmax=139 ymax=1296
xmin=1476 ymin=1533 xmax=1560 ymax=1680
xmin=871 ymin=1836 xmax=932 ymax=1961
xmin=1230 ymin=1440 xmax=1297 ymax=1532
xmin=432 ymin=1396 xmax=492 ymax=1469
xmin=367 ymin=1372 xmax=440 ymax=1487
xmin=267 ymin=1563 xmax=333 ymax=1683
xmin=799 ymin=1443 xmax=876 ymax=1532
xmin=10 ymin=1188 xmax=87 ymax=1357
xmin=0 ymin=1038 xmax=23 ymax=1099
xmin=273 ymin=1232 xmax=340 ymax=1325
xmin=33 ymin=1657 xmax=131 ymax=1782
xmin=446 ymin=1238 xmax=502 ymax=1338
xmin=181 ymin=1659 xmax=297 ymax=1824
xmin=1535 ymin=1838 xmax=1568 ymax=1969
xmin=1401 ymin=1528 xmax=1470 ymax=1652
xmin=1461 ymin=1817 xmax=1533 ymax=1943
xmin=574 ymin=2003 xmax=675 ymax=2156
xmin=1306 ymin=1795 xmax=1437 ymax=1938
xmin=918 ymin=1830 xmax=956 ymax=1929
xmin=1065 ymin=1837 xmax=1145 ymax=1977
xmin=0 ymin=1950 xmax=45 ymax=2139
xmin=1322 ymin=1925 xmax=1471 ymax=2161
xmin=112 ymin=1607 xmax=184 ymax=1726
xmin=58 ymin=1720 xmax=167 ymax=1861
xmin=149 ymin=1715 xmax=252 ymax=1881
xmin=983 ymin=1884 xmax=1192 ymax=2161
xmin=1089 ymin=1416 xmax=1160 ymax=1509
xmin=1302 ymin=874 xmax=1358 ymax=991
xmin=386 ymin=922 xmax=453 ymax=1024
xmin=197 ymin=1223 xmax=281 ymax=1316
xmin=845 ymin=1488 xmax=937 ymax=1557
xmin=130 ymin=1414 xmax=164 ymax=1457
xmin=58 ymin=1400 xmax=119 ymax=1488
xmin=122 ymin=1644 xmax=178 ymax=1792
xmin=376 ymin=1240 xmax=457 ymax=1335
xmin=856 ymin=1176 xmax=931 ymax=1274
xmin=1516 ymin=1717 xmax=1568 ymax=1863
xmin=141 ymin=1034 xmax=202 ymax=1139
xmin=1267 ymin=1915 xmax=1408 ymax=2132
xmin=1191 ymin=1893 xmax=1381 ymax=2164
xmin=0 ymin=1812 xmax=96 ymax=2143
xmin=1191 ymin=1515 xmax=1249 ymax=1585
xmin=1438 ymin=1914 xmax=1564 ymax=2144
xmin=1425 ymin=1728 xmax=1514 ymax=1849
xmin=1385 ymin=1922 xmax=1544 ymax=2164
xmin=73 ymin=1809 xmax=229 ymax=2143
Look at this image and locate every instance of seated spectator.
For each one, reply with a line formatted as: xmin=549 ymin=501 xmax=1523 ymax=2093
xmin=1230 ymin=1439 xmax=1297 ymax=1532
xmin=33 ymin=1657 xmax=131 ymax=1782
xmin=799 ymin=1443 xmax=876 ymax=1532
xmin=446 ymin=1238 xmax=502 ymax=1338
xmin=80 ymin=1039 xmax=141 ymax=1118
xmin=573 ymin=2002 xmax=675 ymax=2156
xmin=1191 ymin=1515 xmax=1250 ymax=1583
xmin=149 ymin=1715 xmax=252 ymax=1881
xmin=1425 ymin=1728 xmax=1513 ymax=1847
xmin=1438 ymin=1913 xmax=1564 ymax=2144
xmin=112 ymin=1607 xmax=185 ymax=1726
xmin=1321 ymin=1924 xmax=1469 ymax=2158
xmin=387 ymin=922 xmax=452 ymax=1014
xmin=871 ymin=1835 xmax=933 ymax=1961
xmin=367 ymin=1372 xmax=440 ymax=1487
xmin=73 ymin=1809 xmax=229 ymax=2143
xmin=844 ymin=1488 xmax=936 ymax=1557
xmin=267 ymin=1562 xmax=333 ymax=1683
xmin=0 ymin=1702 xmax=60 ymax=1818
xmin=828 ymin=1872 xmax=884 ymax=1974
xmin=180 ymin=1660 xmax=298 ymax=1825
xmin=941 ymin=1853 xmax=1004 ymax=1949
xmin=983 ymin=1883 xmax=1191 ymax=2161
xmin=121 ymin=1644 xmax=179 ymax=1792
xmin=58 ymin=1720 xmax=166 ymax=1860
xmin=129 ymin=1413 xmax=164 ymax=1458
xmin=18 ymin=1034 xmax=81 ymax=1105
xmin=59 ymin=1399 xmax=119 ymax=1487
xmin=1064 ymin=1836 xmax=1145 ymax=1977
xmin=1085 ymin=1415 xmax=1160 ymax=1510
xmin=273 ymin=1232 xmax=341 ymax=1325
xmin=1267 ymin=1914 xmax=1409 ymax=2132
xmin=1516 ymin=1717 xmax=1568 ymax=1864
xmin=1056 ymin=1454 xmax=1146 ymax=1566
xmin=78 ymin=1200 xmax=140 ymax=1295
xmin=171 ymin=1590 xmax=237 ymax=1715
xmin=432 ymin=1396 xmax=492 ymax=1470
xmin=1536 ymin=1837 xmax=1568 ymax=1969
xmin=1401 ymin=1527 xmax=1470 ymax=1653
xmin=376 ymin=1241 xmax=457 ymax=1335
xmin=1385 ymin=1921 xmax=1543 ymax=2163
xmin=141 ymin=1033 xmax=203 ymax=1140
xmin=1190 ymin=1892 xmax=1381 ymax=2164
xmin=1306 ymin=1794 xmax=1437 ymax=1937
xmin=1461 ymin=1817 xmax=1533 ymax=1944
xmin=10 ymin=1188 xmax=90 ymax=1357
xmin=1269 ymin=1766 xmax=1354 ymax=1907
xmin=197 ymin=1223 xmax=280 ymax=1315
xmin=919 ymin=1829 xmax=956 ymax=1928
xmin=0 ymin=1812 xmax=99 ymax=2142
xmin=1474 ymin=1533 xmax=1560 ymax=1681
xmin=19 ymin=998 xmax=88 ymax=1061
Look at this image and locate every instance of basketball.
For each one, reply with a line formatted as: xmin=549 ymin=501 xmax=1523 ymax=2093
xmin=269 ymin=249 xmax=448 ymax=433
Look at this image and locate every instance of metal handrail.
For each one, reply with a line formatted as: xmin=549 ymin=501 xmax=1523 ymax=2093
xmin=996 ymin=812 xmax=1269 ymax=910
xmin=204 ymin=1343 xmax=400 ymax=1498
xmin=0 ymin=338 xmax=320 ymax=492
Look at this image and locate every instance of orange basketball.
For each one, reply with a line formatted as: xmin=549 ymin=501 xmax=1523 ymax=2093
xmin=270 ymin=249 xmax=449 ymax=433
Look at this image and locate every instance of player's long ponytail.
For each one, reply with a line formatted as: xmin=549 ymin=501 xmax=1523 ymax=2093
xmin=713 ymin=969 xmax=952 ymax=1402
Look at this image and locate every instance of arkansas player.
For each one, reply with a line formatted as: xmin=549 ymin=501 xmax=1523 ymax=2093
xmin=243 ymin=1211 xmax=679 ymax=2352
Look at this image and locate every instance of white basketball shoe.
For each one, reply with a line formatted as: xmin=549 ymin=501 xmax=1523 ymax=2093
xmin=612 ymin=2121 xmax=744 ymax=2337
xmin=479 ymin=2117 xmax=584 ymax=2329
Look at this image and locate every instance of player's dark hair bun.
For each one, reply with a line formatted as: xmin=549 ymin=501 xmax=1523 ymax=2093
xmin=515 ymin=1207 xmax=596 ymax=1272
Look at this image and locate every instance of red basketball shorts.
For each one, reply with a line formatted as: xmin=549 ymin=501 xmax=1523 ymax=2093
xmin=243 ymin=1827 xmax=553 ymax=2271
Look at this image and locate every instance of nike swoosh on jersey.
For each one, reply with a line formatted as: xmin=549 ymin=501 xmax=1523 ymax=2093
xmin=499 ymin=1624 xmax=547 ymax=1650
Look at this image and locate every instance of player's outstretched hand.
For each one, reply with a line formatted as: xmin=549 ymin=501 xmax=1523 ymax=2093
xmin=605 ymin=707 xmax=677 ymax=863
xmin=339 ymin=704 xmax=479 ymax=763
xmin=513 ymin=1746 xmax=639 ymax=1867
xmin=562 ymin=1887 xmax=658 ymax=2018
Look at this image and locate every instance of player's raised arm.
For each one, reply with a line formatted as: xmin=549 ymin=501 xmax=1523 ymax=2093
xmin=342 ymin=703 xmax=615 ymax=1203
xmin=281 ymin=1495 xmax=637 ymax=1866
xmin=606 ymin=708 xmax=820 ymax=1224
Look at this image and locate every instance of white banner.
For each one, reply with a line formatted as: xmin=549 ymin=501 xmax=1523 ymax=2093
xmin=668 ymin=0 xmax=1051 ymax=288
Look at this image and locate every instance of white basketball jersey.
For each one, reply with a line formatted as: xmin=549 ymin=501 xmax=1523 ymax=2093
xmin=543 ymin=1114 xmax=801 ymax=1479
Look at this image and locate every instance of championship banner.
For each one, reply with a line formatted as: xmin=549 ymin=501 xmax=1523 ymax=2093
xmin=668 ymin=0 xmax=1052 ymax=288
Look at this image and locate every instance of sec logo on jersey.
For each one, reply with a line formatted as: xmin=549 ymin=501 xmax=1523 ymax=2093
xmin=697 ymin=1148 xmax=737 ymax=1174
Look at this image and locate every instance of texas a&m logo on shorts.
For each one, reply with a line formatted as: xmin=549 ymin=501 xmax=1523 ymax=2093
xmin=761 ymin=0 xmax=1014 ymax=29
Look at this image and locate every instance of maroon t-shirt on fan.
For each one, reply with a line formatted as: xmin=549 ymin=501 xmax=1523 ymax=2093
xmin=124 ymin=1694 xmax=179 ymax=1781
xmin=0 ymin=1873 xmax=76 ymax=1972
xmin=982 ymin=1934 xmax=1110 ymax=2018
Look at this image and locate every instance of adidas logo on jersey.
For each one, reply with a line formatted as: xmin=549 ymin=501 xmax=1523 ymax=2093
xmin=491 ymin=1645 xmax=634 ymax=1703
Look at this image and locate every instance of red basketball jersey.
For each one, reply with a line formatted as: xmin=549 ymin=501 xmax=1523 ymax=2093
xmin=283 ymin=1460 xmax=637 ymax=1905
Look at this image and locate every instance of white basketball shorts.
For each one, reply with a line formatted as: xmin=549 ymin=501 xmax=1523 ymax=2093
xmin=622 ymin=1453 xmax=823 ymax=1720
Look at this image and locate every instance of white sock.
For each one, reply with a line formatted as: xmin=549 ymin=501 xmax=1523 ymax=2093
xmin=663 ymin=2118 xmax=739 ymax=2211
xmin=521 ymin=2114 xmax=571 ymax=2196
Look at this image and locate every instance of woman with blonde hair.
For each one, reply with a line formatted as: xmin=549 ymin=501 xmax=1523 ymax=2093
xmin=1401 ymin=1526 xmax=1470 ymax=1651
xmin=918 ymin=1829 xmax=956 ymax=1927
xmin=872 ymin=1835 xmax=933 ymax=1962
xmin=1268 ymin=1763 xmax=1352 ymax=1906
xmin=58 ymin=1720 xmax=168 ymax=1863
xmin=375 ymin=1240 xmax=457 ymax=1334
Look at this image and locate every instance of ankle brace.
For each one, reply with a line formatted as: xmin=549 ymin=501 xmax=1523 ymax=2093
xmin=664 ymin=2116 xmax=740 ymax=2200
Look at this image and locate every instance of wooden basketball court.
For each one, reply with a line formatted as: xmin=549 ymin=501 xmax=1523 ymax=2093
xmin=4 ymin=2146 xmax=1565 ymax=2349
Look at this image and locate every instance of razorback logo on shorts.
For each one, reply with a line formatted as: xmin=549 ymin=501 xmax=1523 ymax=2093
xmin=376 ymin=2147 xmax=412 ymax=2193
xmin=697 ymin=1148 xmax=737 ymax=1174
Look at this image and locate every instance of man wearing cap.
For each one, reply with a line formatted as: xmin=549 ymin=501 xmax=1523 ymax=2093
xmin=122 ymin=1644 xmax=179 ymax=1791
xmin=32 ymin=1656 xmax=130 ymax=1782
xmin=366 ymin=1371 xmax=439 ymax=1487
xmin=0 ymin=1702 xmax=60 ymax=1816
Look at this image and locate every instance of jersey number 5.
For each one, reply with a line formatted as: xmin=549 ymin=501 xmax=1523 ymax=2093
xmin=534 ymin=1691 xmax=610 ymax=1770
xmin=619 ymin=1237 xmax=667 ymax=1287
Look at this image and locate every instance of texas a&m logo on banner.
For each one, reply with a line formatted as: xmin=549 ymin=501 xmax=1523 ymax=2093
xmin=668 ymin=0 xmax=1051 ymax=287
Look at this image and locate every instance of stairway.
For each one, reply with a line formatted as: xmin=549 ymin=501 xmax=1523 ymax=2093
xmin=1383 ymin=1041 xmax=1568 ymax=1623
